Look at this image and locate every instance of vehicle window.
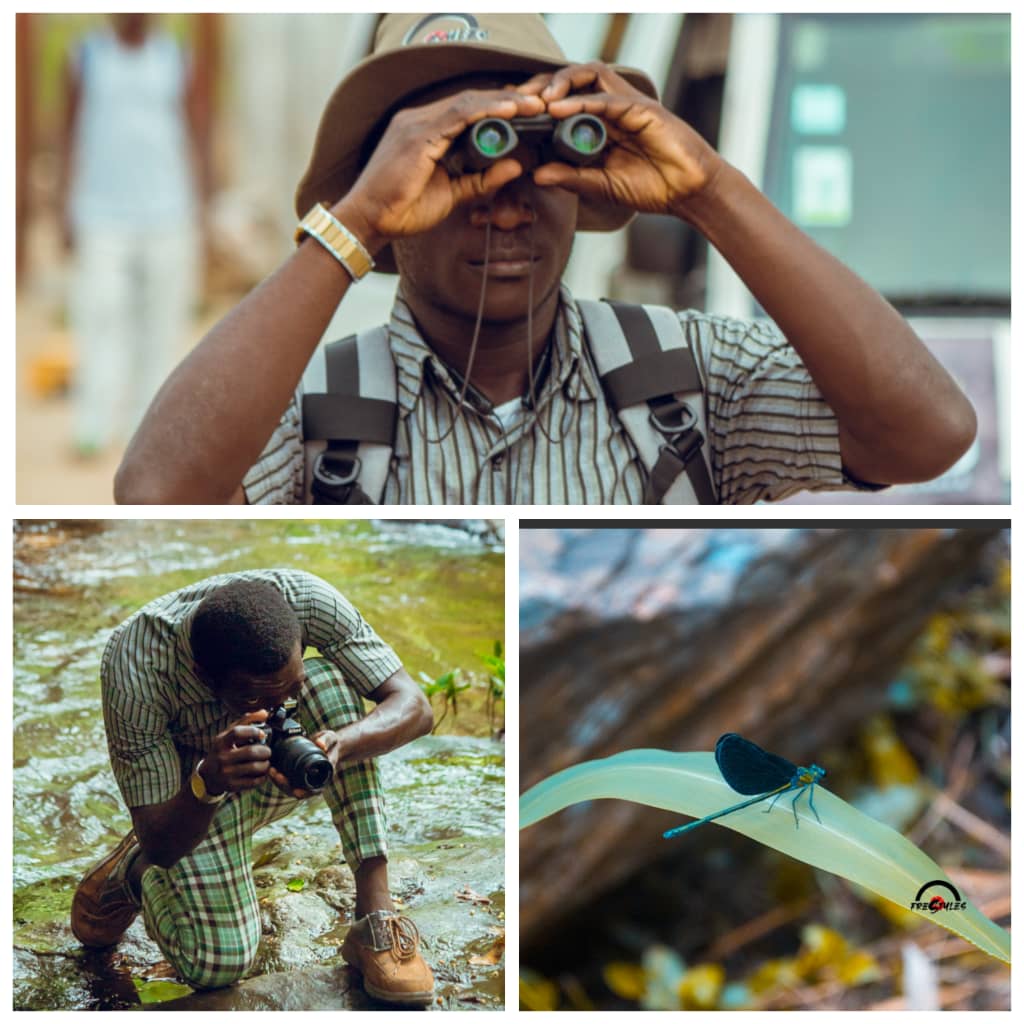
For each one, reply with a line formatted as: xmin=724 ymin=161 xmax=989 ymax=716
xmin=762 ymin=14 xmax=1010 ymax=305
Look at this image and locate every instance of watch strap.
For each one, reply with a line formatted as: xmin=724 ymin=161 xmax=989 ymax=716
xmin=190 ymin=758 xmax=227 ymax=805
xmin=295 ymin=203 xmax=375 ymax=281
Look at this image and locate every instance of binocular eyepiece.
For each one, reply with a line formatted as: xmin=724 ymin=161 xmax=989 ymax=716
xmin=443 ymin=114 xmax=607 ymax=176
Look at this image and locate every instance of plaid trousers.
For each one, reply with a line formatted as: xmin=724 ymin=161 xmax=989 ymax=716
xmin=139 ymin=658 xmax=388 ymax=989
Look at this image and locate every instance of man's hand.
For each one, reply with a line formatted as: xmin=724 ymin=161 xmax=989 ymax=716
xmin=517 ymin=62 xmax=725 ymax=219
xmin=310 ymin=728 xmax=345 ymax=766
xmin=336 ymin=87 xmax=546 ymax=250
xmin=200 ymin=710 xmax=272 ymax=794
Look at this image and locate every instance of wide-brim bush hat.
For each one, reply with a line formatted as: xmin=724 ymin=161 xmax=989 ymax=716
xmin=295 ymin=12 xmax=658 ymax=273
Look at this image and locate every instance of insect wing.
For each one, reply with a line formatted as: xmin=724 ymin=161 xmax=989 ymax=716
xmin=715 ymin=733 xmax=797 ymax=795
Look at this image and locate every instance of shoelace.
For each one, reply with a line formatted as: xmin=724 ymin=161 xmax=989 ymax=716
xmin=386 ymin=914 xmax=420 ymax=960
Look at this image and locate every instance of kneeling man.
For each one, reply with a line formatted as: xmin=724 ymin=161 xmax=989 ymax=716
xmin=71 ymin=568 xmax=435 ymax=1005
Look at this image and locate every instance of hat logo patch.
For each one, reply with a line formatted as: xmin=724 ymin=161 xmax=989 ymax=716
xmin=403 ymin=14 xmax=489 ymax=46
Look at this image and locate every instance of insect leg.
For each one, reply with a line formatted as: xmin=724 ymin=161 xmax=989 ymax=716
xmin=789 ymin=783 xmax=811 ymax=828
xmin=762 ymin=784 xmax=793 ymax=816
xmin=808 ymin=783 xmax=822 ymax=824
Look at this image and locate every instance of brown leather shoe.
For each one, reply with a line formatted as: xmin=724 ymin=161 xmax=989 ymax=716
xmin=341 ymin=910 xmax=435 ymax=1006
xmin=70 ymin=830 xmax=141 ymax=948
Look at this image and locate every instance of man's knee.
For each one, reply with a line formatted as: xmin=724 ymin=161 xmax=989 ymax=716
xmin=143 ymin=890 xmax=260 ymax=991
xmin=172 ymin=936 xmax=258 ymax=991
xmin=301 ymin=657 xmax=365 ymax=729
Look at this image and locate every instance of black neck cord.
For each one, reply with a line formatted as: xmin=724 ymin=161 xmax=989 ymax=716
xmin=422 ymin=213 xmax=492 ymax=445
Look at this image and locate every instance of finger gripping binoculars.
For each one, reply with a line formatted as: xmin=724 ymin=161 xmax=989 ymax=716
xmin=443 ymin=113 xmax=607 ymax=176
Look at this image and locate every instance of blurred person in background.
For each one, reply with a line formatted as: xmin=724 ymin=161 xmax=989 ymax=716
xmin=60 ymin=13 xmax=208 ymax=458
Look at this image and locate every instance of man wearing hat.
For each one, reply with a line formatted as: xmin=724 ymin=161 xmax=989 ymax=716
xmin=115 ymin=13 xmax=975 ymax=504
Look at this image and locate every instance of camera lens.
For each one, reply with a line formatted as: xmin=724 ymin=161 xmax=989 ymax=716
xmin=271 ymin=734 xmax=333 ymax=793
xmin=300 ymin=756 xmax=333 ymax=791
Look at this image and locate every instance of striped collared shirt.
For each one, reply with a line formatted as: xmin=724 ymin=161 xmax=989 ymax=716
xmin=100 ymin=568 xmax=402 ymax=808
xmin=243 ymin=285 xmax=862 ymax=504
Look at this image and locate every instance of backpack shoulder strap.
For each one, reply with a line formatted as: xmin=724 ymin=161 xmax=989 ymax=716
xmin=577 ymin=298 xmax=718 ymax=505
xmin=300 ymin=326 xmax=396 ymax=504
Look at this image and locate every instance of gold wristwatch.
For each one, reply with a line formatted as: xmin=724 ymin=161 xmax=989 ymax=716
xmin=295 ymin=203 xmax=375 ymax=281
xmin=190 ymin=758 xmax=227 ymax=805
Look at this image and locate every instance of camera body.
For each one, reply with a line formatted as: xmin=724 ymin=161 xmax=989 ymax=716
xmin=263 ymin=701 xmax=333 ymax=793
xmin=442 ymin=113 xmax=607 ymax=176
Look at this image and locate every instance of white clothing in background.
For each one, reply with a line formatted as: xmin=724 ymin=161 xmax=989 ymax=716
xmin=67 ymin=27 xmax=198 ymax=450
xmin=69 ymin=29 xmax=196 ymax=230
xmin=71 ymin=224 xmax=197 ymax=449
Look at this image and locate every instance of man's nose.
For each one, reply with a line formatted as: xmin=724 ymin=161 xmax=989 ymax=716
xmin=471 ymin=180 xmax=537 ymax=231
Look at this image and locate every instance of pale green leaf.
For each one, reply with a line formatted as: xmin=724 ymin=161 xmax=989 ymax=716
xmin=519 ymin=748 xmax=1009 ymax=964
xmin=133 ymin=978 xmax=193 ymax=1004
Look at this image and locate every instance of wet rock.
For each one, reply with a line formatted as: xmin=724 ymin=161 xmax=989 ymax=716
xmin=15 ymin=948 xmax=114 ymax=1011
xmin=313 ymin=864 xmax=356 ymax=915
xmin=141 ymin=965 xmax=372 ymax=1011
xmin=253 ymin=891 xmax=339 ymax=975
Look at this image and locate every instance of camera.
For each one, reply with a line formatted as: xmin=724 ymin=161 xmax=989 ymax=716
xmin=262 ymin=700 xmax=333 ymax=793
xmin=442 ymin=113 xmax=607 ymax=176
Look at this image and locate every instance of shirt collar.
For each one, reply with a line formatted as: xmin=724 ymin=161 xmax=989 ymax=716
xmin=387 ymin=284 xmax=599 ymax=418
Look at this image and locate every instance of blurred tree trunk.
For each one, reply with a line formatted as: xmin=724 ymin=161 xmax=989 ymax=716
xmin=192 ymin=14 xmax=220 ymax=184
xmin=16 ymin=13 xmax=34 ymax=286
xmin=519 ymin=527 xmax=1002 ymax=948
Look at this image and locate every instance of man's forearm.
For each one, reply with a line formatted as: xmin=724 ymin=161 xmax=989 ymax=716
xmin=677 ymin=162 xmax=976 ymax=484
xmin=337 ymin=689 xmax=433 ymax=765
xmin=130 ymin=778 xmax=220 ymax=869
xmin=114 ymin=240 xmax=354 ymax=504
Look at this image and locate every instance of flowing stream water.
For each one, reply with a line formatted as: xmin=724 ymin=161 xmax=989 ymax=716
xmin=14 ymin=519 xmax=505 ymax=1010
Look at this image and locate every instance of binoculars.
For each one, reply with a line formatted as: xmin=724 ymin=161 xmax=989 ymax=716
xmin=442 ymin=114 xmax=607 ymax=176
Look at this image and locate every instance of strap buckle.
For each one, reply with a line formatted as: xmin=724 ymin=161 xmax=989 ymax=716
xmin=312 ymin=451 xmax=362 ymax=488
xmin=648 ymin=398 xmax=697 ymax=439
xmin=658 ymin=432 xmax=704 ymax=470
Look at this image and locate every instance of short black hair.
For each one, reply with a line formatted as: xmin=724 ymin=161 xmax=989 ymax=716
xmin=190 ymin=579 xmax=302 ymax=682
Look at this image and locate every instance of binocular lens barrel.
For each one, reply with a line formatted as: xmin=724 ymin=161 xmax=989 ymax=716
xmin=551 ymin=114 xmax=607 ymax=164
xmin=454 ymin=114 xmax=607 ymax=173
xmin=566 ymin=116 xmax=604 ymax=154
xmin=472 ymin=119 xmax=517 ymax=159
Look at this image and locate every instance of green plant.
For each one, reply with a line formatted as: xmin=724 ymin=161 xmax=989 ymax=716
xmin=419 ymin=669 xmax=471 ymax=732
xmin=480 ymin=640 xmax=505 ymax=737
